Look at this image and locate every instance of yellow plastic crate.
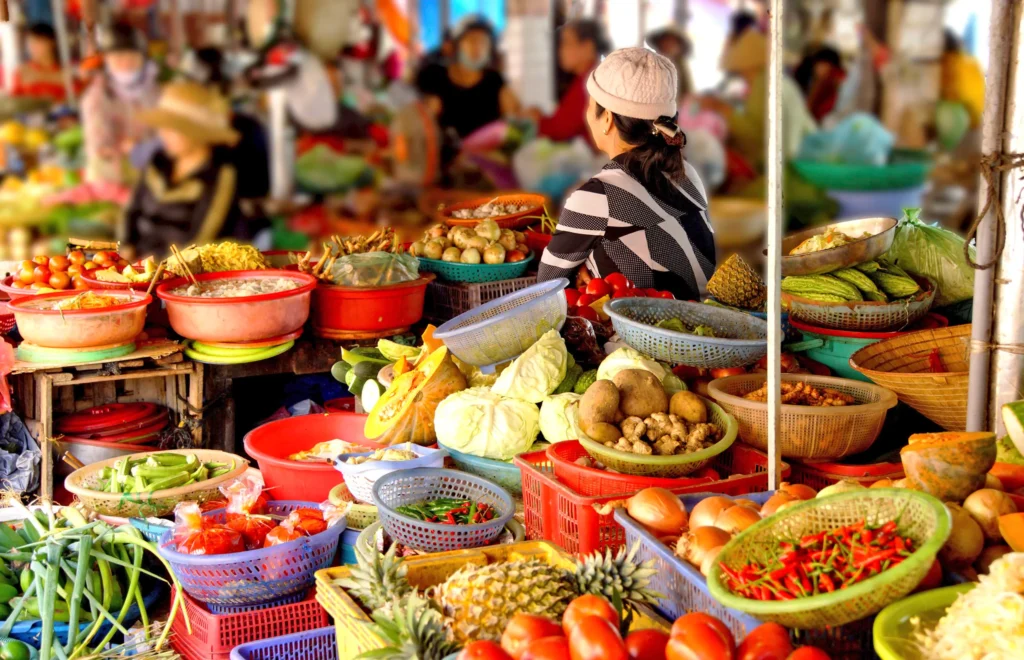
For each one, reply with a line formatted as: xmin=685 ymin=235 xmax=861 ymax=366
xmin=315 ymin=540 xmax=668 ymax=657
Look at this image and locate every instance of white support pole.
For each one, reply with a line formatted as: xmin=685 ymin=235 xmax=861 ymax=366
xmin=765 ymin=0 xmax=783 ymax=489
xmin=50 ymin=0 xmax=76 ymax=106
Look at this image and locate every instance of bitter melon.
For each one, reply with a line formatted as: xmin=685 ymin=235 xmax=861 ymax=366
xmin=782 ymin=275 xmax=863 ymax=302
xmin=870 ymin=271 xmax=920 ymax=298
xmin=831 ymin=268 xmax=888 ymax=302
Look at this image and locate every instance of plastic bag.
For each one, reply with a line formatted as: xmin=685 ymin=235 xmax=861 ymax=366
xmin=172 ymin=501 xmax=245 ymax=556
xmin=887 ymin=208 xmax=975 ymax=307
xmin=294 ymin=145 xmax=374 ymax=194
xmin=264 ymin=507 xmax=328 ymax=547
xmin=0 ymin=412 xmax=40 ymax=494
xmin=327 ymin=252 xmax=420 ymax=287
xmin=796 ymin=113 xmax=893 ymax=166
xmin=220 ymin=476 xmax=276 ymax=549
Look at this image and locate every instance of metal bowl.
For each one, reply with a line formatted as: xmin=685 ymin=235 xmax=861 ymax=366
xmin=773 ymin=217 xmax=898 ymax=276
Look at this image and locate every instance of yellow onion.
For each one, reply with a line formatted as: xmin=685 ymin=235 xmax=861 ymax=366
xmin=689 ymin=496 xmax=735 ymax=529
xmin=675 ymin=526 xmax=731 ymax=568
xmin=622 ymin=488 xmax=688 ymax=537
xmin=779 ymin=482 xmax=817 ymax=500
xmin=760 ymin=492 xmax=796 ymax=517
xmin=939 ymin=503 xmax=985 ymax=570
xmin=975 ymin=544 xmax=1012 ymax=574
xmin=985 ymin=474 xmax=1005 ymax=491
xmin=714 ymin=504 xmax=761 ymax=534
xmin=963 ymin=488 xmax=1017 ymax=541
xmin=775 ymin=500 xmax=803 ymax=514
xmin=733 ymin=499 xmax=760 ymax=511
xmin=700 ymin=545 xmax=726 ymax=577
xmin=816 ymin=480 xmax=866 ymax=499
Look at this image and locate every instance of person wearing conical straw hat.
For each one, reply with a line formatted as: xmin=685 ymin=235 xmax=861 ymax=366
xmin=120 ymin=81 xmax=246 ymax=259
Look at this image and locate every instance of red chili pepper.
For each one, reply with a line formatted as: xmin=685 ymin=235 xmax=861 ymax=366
xmin=861 ymin=528 xmax=874 ymax=545
xmin=445 ymin=511 xmax=456 ymax=525
xmin=881 ymin=521 xmax=898 ymax=534
xmin=819 ymin=573 xmax=836 ymax=592
xmin=927 ymin=348 xmax=945 ymax=373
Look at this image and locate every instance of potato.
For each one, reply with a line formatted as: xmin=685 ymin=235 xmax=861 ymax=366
xmin=579 ymin=380 xmax=620 ymax=428
xmin=581 ymin=419 xmax=622 ymax=445
xmin=612 ymin=369 xmax=668 ymax=418
xmin=670 ymin=391 xmax=707 ymax=423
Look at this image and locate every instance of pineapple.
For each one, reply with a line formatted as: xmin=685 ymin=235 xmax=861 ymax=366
xmin=335 ymin=545 xmax=412 ymax=612
xmin=573 ymin=543 xmax=659 ymax=605
xmin=707 ymin=254 xmax=767 ymax=310
xmin=359 ymin=593 xmax=459 ymax=660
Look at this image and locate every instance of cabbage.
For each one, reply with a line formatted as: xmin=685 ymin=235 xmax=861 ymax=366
xmin=539 ymin=393 xmax=582 ymax=443
xmin=491 ymin=329 xmax=568 ymax=403
xmin=597 ymin=347 xmax=685 ymax=394
xmin=434 ymin=388 xmax=540 ymax=460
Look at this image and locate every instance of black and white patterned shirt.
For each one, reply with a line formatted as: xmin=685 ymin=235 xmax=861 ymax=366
xmin=537 ymin=160 xmax=716 ymax=300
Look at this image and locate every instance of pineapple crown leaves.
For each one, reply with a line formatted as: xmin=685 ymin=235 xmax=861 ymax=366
xmin=335 ymin=544 xmax=412 ymax=612
xmin=574 ymin=541 xmax=663 ymax=606
xmin=358 ymin=592 xmax=460 ymax=660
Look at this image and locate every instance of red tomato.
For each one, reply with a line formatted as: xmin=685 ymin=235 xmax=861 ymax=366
xmin=66 ymin=264 xmax=82 ymax=279
xmin=49 ymin=272 xmax=71 ymax=290
xmin=92 ymin=251 xmax=112 ymax=266
xmin=629 ymin=289 xmax=647 ymax=297
xmin=604 ymin=273 xmax=632 ymax=292
xmin=48 ymin=255 xmax=70 ymax=272
xmin=502 ymin=614 xmax=563 ymax=659
xmin=568 ymin=616 xmax=627 ymax=660
xmin=521 ymin=636 xmax=571 ymax=660
xmin=116 ymin=259 xmax=130 ymax=269
xmin=644 ymin=288 xmax=662 ymax=297
xmin=586 ymin=278 xmax=612 ymax=298
xmin=73 ymin=277 xmax=91 ymax=290
xmin=574 ymin=306 xmax=600 ymax=323
xmin=263 ymin=526 xmax=303 ymax=547
xmin=20 ymin=260 xmax=35 ymax=273
xmin=460 ymin=640 xmax=514 ymax=660
xmin=562 ymin=594 xmax=618 ymax=637
xmin=691 ymin=466 xmax=721 ymax=481
xmin=913 ymin=559 xmax=942 ymax=593
xmin=576 ymin=293 xmax=597 ymax=308
xmin=564 ymin=289 xmax=581 ymax=308
xmin=709 ymin=367 xmax=747 ymax=379
xmin=667 ymin=613 xmax=735 ymax=660
xmin=83 ymin=262 xmax=97 ymax=271
xmin=16 ymin=268 xmax=34 ymax=284
xmin=625 ymin=629 xmax=668 ymax=660
xmin=9 ymin=281 xmax=24 ymax=289
xmin=650 ymin=291 xmax=676 ymax=299
xmin=32 ymin=266 xmax=51 ymax=284
xmin=68 ymin=250 xmax=86 ymax=266
xmin=785 ymin=648 xmax=829 ymax=660
xmin=32 ymin=256 xmax=48 ymax=266
xmin=612 ymin=290 xmax=635 ymax=299
xmin=737 ymin=623 xmax=792 ymax=660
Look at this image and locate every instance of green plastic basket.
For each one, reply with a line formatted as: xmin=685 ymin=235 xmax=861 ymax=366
xmin=872 ymin=583 xmax=973 ymax=660
xmin=416 ymin=252 xmax=534 ymax=283
xmin=791 ymin=151 xmax=932 ymax=192
xmin=577 ymin=397 xmax=738 ymax=477
xmin=707 ymin=489 xmax=951 ymax=630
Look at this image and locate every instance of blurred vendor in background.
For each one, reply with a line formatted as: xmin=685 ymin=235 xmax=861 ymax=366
xmin=525 ymin=19 xmax=609 ymax=146
xmin=7 ymin=24 xmax=70 ymax=102
xmin=81 ymin=23 xmax=160 ymax=185
xmin=121 ymin=82 xmax=246 ymax=258
xmin=647 ymin=25 xmax=694 ymax=102
xmin=416 ymin=17 xmax=520 ymax=139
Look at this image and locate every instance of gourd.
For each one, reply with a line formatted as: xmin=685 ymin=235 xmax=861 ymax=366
xmin=997 ymin=513 xmax=1024 ymax=552
xmin=900 ymin=431 xmax=997 ymax=502
xmin=364 ymin=346 xmax=467 ymax=445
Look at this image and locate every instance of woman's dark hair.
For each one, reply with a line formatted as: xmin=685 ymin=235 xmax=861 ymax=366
xmin=27 ymin=23 xmax=56 ymax=43
xmin=453 ymin=16 xmax=498 ymax=66
xmin=944 ymin=29 xmax=962 ymax=54
xmin=563 ymin=19 xmax=611 ymax=57
xmin=728 ymin=12 xmax=759 ymax=42
xmin=595 ymin=103 xmax=686 ymax=202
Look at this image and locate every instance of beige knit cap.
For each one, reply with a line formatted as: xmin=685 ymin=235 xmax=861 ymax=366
xmin=586 ymin=47 xmax=678 ymax=120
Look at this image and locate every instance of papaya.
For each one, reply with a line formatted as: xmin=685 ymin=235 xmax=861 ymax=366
xmin=998 ymin=512 xmax=1024 ymax=551
xmin=364 ymin=346 xmax=467 ymax=446
xmin=901 ymin=431 xmax=997 ymax=502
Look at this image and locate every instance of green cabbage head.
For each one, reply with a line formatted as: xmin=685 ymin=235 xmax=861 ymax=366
xmin=539 ymin=393 xmax=582 ymax=443
xmin=491 ymin=329 xmax=568 ymax=403
xmin=434 ymin=387 xmax=540 ymax=460
xmin=597 ymin=347 xmax=686 ymax=394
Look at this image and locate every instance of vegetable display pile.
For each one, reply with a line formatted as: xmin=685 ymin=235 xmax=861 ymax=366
xmin=742 ymin=381 xmax=855 ymax=407
xmin=91 ymin=453 xmax=235 ymax=494
xmin=10 ymin=250 xmax=131 ymax=292
xmin=47 ymin=292 xmax=126 ymax=311
xmin=395 ymin=499 xmax=497 ymax=525
xmin=409 ymin=221 xmax=529 ymax=265
xmin=564 ymin=273 xmax=675 ymax=325
xmin=92 ymin=256 xmax=167 ymax=285
xmin=346 ymin=448 xmax=418 ymax=465
xmin=781 ymin=258 xmax=920 ymax=303
xmin=719 ymin=519 xmax=916 ymax=601
xmin=789 ymin=227 xmax=869 ymax=255
xmin=655 ymin=318 xmax=717 ymax=336
xmin=289 ymin=439 xmax=367 ymax=462
xmin=449 ymin=200 xmax=532 ymax=220
xmin=167 ymin=241 xmax=268 ymax=276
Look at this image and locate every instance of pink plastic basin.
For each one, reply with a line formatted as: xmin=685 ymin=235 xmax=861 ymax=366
xmin=9 ymin=289 xmax=150 ymax=348
xmin=243 ymin=412 xmax=382 ymax=501
xmin=155 ymin=270 xmax=316 ymax=342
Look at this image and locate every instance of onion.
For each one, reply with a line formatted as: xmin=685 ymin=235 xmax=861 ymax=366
xmin=700 ymin=545 xmax=726 ymax=577
xmin=621 ymin=487 xmax=688 ymax=537
xmin=733 ymin=499 xmax=760 ymax=511
xmin=985 ymin=474 xmax=1005 ymax=491
xmin=714 ymin=505 xmax=761 ymax=534
xmin=690 ymin=496 xmax=735 ymax=529
xmin=975 ymin=544 xmax=1012 ymax=574
xmin=760 ymin=492 xmax=796 ymax=517
xmin=779 ymin=482 xmax=817 ymax=500
xmin=816 ymin=480 xmax=866 ymax=499
xmin=676 ymin=526 xmax=731 ymax=568
xmin=939 ymin=503 xmax=985 ymax=570
xmin=963 ymin=488 xmax=1017 ymax=541
xmin=775 ymin=500 xmax=802 ymax=514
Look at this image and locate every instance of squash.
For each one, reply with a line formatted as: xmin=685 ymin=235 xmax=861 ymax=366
xmin=998 ymin=512 xmax=1024 ymax=551
xmin=364 ymin=346 xmax=467 ymax=445
xmin=900 ymin=431 xmax=997 ymax=502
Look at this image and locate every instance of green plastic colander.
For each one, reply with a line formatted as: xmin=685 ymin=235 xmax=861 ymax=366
xmin=707 ymin=488 xmax=951 ymax=630
xmin=872 ymin=583 xmax=973 ymax=660
xmin=416 ymin=252 xmax=533 ymax=283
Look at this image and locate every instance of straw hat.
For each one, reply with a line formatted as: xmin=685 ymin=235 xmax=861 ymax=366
xmin=138 ymin=81 xmax=239 ymax=146
xmin=720 ymin=28 xmax=768 ymax=75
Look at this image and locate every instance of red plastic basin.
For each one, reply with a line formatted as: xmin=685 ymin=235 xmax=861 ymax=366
xmin=242 ymin=412 xmax=381 ymax=501
xmin=310 ymin=274 xmax=435 ymax=335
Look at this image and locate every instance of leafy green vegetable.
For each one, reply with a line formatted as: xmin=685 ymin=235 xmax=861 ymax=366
xmin=596 ymin=347 xmax=685 ymax=394
xmin=434 ymin=388 xmax=540 ymax=460
xmin=491 ymin=329 xmax=568 ymax=403
xmin=539 ymin=393 xmax=583 ymax=443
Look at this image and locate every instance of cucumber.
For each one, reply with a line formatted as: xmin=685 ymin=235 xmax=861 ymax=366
xmin=344 ymin=369 xmax=358 ymax=388
xmin=361 ymin=379 xmax=384 ymax=412
xmin=553 ymin=364 xmax=583 ymax=395
xmin=349 ymin=377 xmax=367 ymax=398
xmin=342 ymin=347 xmax=388 ymax=367
xmin=330 ymin=361 xmax=351 ymax=384
xmin=352 ymin=360 xmax=383 ymax=380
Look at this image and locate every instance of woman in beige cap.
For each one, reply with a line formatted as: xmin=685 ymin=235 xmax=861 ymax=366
xmin=538 ymin=48 xmax=715 ymax=301
xmin=120 ymin=81 xmax=245 ymax=259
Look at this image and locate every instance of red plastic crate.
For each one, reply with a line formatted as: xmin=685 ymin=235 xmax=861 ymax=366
xmin=787 ymin=459 xmax=903 ymax=491
xmin=169 ymin=587 xmax=329 ymax=660
xmin=514 ymin=442 xmax=788 ymax=557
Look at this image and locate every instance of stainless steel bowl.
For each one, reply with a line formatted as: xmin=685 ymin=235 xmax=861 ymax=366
xmin=774 ymin=217 xmax=898 ymax=276
xmin=55 ymin=439 xmax=152 ymax=477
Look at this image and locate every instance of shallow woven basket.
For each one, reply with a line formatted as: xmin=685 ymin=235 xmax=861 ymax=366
xmin=577 ymin=398 xmax=738 ymax=477
xmin=849 ymin=324 xmax=969 ymax=431
xmin=439 ymin=193 xmax=546 ymax=230
xmin=707 ymin=373 xmax=897 ymax=460
xmin=782 ymin=277 xmax=935 ymax=332
xmin=707 ymin=488 xmax=951 ymax=629
xmin=64 ymin=449 xmax=248 ymax=517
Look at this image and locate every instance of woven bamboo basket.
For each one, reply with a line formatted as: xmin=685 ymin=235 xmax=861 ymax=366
xmin=848 ymin=325 xmax=969 ymax=431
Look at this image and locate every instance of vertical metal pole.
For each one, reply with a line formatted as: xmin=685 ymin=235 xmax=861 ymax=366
xmin=51 ymin=0 xmax=77 ymax=106
xmin=966 ymin=0 xmax=1015 ymax=432
xmin=638 ymin=0 xmax=647 ymax=47
xmin=765 ymin=0 xmax=784 ymax=489
xmin=0 ymin=1 xmax=16 ymax=95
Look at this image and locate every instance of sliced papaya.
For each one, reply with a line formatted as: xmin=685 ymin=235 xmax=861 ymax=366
xmin=999 ymin=512 xmax=1024 ymax=551
xmin=901 ymin=432 xmax=997 ymax=502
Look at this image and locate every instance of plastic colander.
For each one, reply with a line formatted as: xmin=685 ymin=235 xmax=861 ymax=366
xmin=332 ymin=444 xmax=446 ymax=504
xmin=605 ymin=298 xmax=768 ymax=368
xmin=372 ymin=468 xmax=514 ymax=552
xmin=433 ymin=278 xmax=568 ymax=368
xmin=416 ymin=253 xmax=534 ymax=284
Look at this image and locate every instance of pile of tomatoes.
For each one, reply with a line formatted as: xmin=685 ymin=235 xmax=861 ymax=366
xmin=566 ymin=274 xmax=675 ymax=323
xmin=456 ymin=595 xmax=830 ymax=660
xmin=9 ymin=250 xmax=129 ymax=293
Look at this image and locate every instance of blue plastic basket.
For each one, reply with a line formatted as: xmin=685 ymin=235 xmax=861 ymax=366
xmin=372 ymin=468 xmax=515 ymax=553
xmin=230 ymin=625 xmax=338 ymax=660
xmin=439 ymin=441 xmax=523 ymax=496
xmin=605 ymin=298 xmax=769 ymax=368
xmin=434 ymin=278 xmax=568 ymax=368
xmin=416 ymin=252 xmax=534 ymax=283
xmin=129 ymin=517 xmax=172 ymax=543
xmin=341 ymin=527 xmax=360 ymax=564
xmin=157 ymin=500 xmax=344 ymax=611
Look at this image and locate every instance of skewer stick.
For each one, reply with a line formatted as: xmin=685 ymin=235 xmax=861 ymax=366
xmin=145 ymin=262 xmax=167 ymax=297
xmin=170 ymin=245 xmax=199 ymax=287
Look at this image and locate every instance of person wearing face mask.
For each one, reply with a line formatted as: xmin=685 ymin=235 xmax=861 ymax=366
xmin=81 ymin=23 xmax=160 ymax=185
xmin=416 ymin=17 xmax=519 ymax=139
